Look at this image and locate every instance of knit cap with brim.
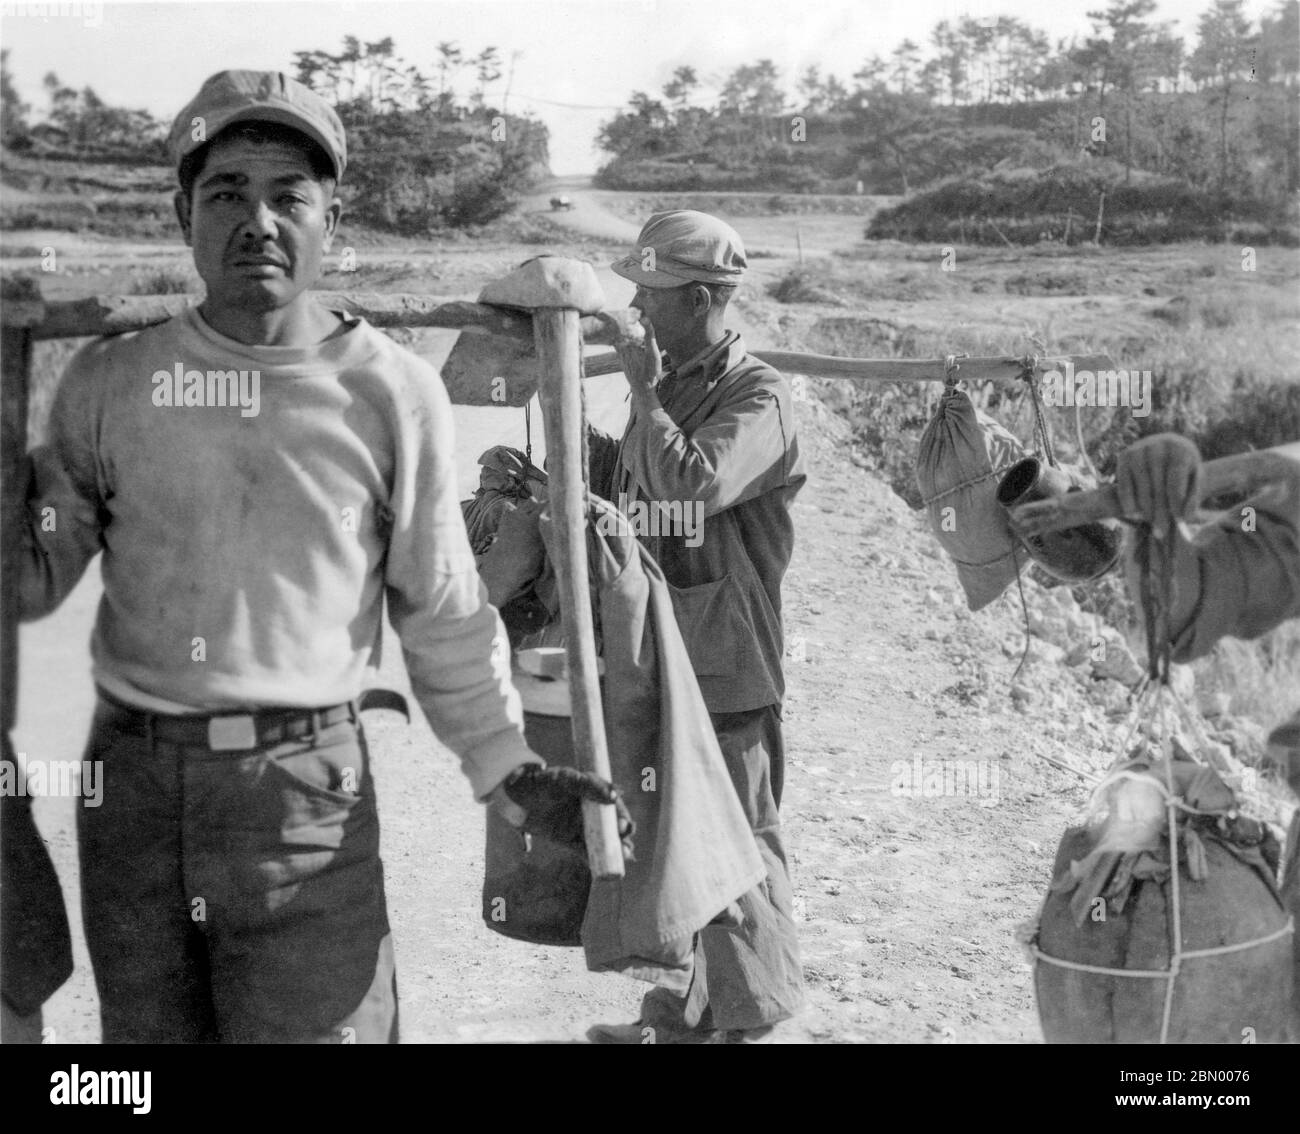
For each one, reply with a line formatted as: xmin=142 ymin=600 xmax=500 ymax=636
xmin=169 ymin=70 xmax=347 ymax=181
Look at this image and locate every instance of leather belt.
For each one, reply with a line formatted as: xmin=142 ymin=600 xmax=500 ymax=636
xmin=98 ymin=692 xmax=358 ymax=753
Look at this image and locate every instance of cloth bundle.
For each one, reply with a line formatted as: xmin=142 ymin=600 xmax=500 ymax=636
xmin=916 ymin=386 xmax=1028 ymax=611
xmin=482 ymin=713 xmax=592 ymax=946
xmin=460 ymin=445 xmax=545 ymax=557
xmin=481 ymin=498 xmax=765 ymax=987
xmin=1031 ymin=759 xmax=1294 ymax=1043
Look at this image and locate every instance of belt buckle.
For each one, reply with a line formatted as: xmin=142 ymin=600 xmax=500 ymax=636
xmin=208 ymin=713 xmax=258 ymax=752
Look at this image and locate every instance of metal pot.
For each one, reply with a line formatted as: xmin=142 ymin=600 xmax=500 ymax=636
xmin=997 ymin=457 xmax=1121 ymax=583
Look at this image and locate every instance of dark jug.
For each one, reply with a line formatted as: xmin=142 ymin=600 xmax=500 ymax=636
xmin=996 ymin=456 xmax=1121 ymax=583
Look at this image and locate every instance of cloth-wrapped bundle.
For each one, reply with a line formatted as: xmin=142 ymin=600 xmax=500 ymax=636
xmin=1030 ymin=761 xmax=1294 ymax=1043
xmin=481 ymin=498 xmax=765 ymax=987
xmin=460 ymin=445 xmax=545 ymax=557
xmin=916 ymin=386 xmax=1028 ymax=610
xmin=482 ymin=713 xmax=590 ymax=946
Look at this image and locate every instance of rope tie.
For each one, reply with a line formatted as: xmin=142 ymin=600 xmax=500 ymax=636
xmin=943 ymin=352 xmax=967 ymax=388
xmin=1019 ymin=354 xmax=1057 ymax=467
xmin=1031 ymin=921 xmax=1294 ymax=979
xmin=1010 ymin=542 xmax=1032 ymax=682
xmin=1089 ymin=763 xmax=1241 ymax=820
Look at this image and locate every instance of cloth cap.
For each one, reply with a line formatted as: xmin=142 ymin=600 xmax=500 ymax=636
xmin=611 ymin=210 xmax=747 ymax=289
xmin=169 ymin=70 xmax=347 ymax=181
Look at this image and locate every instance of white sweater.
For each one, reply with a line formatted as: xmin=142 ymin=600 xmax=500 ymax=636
xmin=22 ymin=304 xmax=536 ymax=799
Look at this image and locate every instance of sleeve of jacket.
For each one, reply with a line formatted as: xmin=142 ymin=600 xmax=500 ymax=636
xmin=20 ymin=341 xmax=110 ymax=621
xmin=618 ymin=368 xmax=795 ymax=518
xmin=1170 ymin=476 xmax=1300 ymax=662
xmin=383 ymin=361 xmax=541 ymax=799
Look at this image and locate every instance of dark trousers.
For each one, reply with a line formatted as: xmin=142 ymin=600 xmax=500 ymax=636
xmin=641 ymin=704 xmax=804 ymax=1033
xmin=77 ymin=698 xmax=397 ymax=1044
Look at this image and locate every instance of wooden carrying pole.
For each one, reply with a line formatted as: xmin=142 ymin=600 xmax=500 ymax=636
xmin=1 ymin=282 xmax=1114 ymax=391
xmin=1009 ymin=443 xmax=1300 ymax=537
xmin=581 ymin=347 xmax=1119 ymax=387
xmin=4 ymin=290 xmax=537 ymax=343
xmin=532 ymin=308 xmax=625 ymax=880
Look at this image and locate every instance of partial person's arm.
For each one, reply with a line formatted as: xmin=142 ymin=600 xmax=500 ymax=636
xmin=20 ymin=343 xmax=109 ymax=620
xmin=607 ymin=318 xmax=796 ymax=515
xmin=619 ymin=378 xmax=794 ymax=517
xmin=1116 ymin=434 xmax=1300 ymax=662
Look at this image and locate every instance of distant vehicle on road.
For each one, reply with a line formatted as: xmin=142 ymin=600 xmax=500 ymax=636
xmin=550 ymin=195 xmax=574 ymax=211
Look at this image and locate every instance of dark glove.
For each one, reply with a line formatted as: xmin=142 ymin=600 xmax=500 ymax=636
xmin=502 ymin=765 xmax=635 ymax=859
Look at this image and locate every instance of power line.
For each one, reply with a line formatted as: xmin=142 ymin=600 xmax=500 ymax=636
xmin=508 ymin=91 xmax=626 ymax=111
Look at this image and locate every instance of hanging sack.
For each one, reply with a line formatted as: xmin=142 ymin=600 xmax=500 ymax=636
xmin=916 ymin=385 xmax=1028 ymax=610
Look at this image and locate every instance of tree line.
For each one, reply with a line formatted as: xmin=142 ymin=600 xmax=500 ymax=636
xmin=596 ymin=0 xmax=1298 ymax=209
xmin=0 ymin=36 xmax=550 ymax=232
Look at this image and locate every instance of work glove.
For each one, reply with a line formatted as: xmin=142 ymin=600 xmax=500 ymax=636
xmin=502 ymin=764 xmax=635 ymax=859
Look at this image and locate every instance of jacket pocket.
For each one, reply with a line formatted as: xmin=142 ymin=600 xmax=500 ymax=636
xmin=668 ymin=573 xmax=754 ymax=677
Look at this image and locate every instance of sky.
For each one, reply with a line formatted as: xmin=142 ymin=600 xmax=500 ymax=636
xmin=0 ymin=0 xmax=1284 ymax=174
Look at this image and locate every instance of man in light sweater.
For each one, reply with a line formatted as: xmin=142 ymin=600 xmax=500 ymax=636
xmin=18 ymin=70 xmax=624 ymax=1043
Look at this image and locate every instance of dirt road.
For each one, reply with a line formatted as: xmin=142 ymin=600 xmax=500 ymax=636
xmin=522 ymin=175 xmax=643 ymax=245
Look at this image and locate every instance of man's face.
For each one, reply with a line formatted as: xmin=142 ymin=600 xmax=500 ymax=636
xmin=630 ymin=280 xmax=698 ymax=342
xmin=176 ymin=134 xmax=341 ymax=314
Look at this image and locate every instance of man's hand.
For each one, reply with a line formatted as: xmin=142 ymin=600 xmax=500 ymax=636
xmin=1114 ymin=433 xmax=1203 ymax=536
xmin=599 ymin=312 xmax=662 ymax=403
xmin=496 ymin=764 xmax=635 ymax=858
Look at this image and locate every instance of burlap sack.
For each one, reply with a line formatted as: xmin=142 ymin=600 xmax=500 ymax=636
xmin=1034 ymin=822 xmax=1294 ymax=1043
xmin=916 ymin=386 xmax=1027 ymax=610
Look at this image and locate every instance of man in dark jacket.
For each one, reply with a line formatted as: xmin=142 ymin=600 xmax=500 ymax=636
xmin=585 ymin=211 xmax=806 ymax=1044
xmin=1115 ymin=434 xmax=1300 ymax=663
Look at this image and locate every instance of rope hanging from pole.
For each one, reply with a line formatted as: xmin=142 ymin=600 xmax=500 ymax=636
xmin=1019 ymin=354 xmax=1057 ymax=468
